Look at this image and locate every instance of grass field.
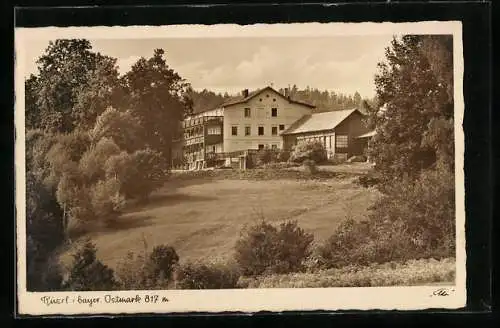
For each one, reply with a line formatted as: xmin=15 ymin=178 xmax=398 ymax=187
xmin=62 ymin=163 xmax=381 ymax=270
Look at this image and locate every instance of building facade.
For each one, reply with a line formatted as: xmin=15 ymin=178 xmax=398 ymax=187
xmin=172 ymin=87 xmax=374 ymax=169
xmin=173 ymin=86 xmax=315 ymax=169
xmin=281 ymin=109 xmax=373 ymax=160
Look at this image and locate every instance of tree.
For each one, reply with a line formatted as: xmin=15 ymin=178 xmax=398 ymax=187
xmin=89 ymin=107 xmax=142 ymax=152
xmin=367 ymin=35 xmax=454 ymax=188
xmin=122 ymin=49 xmax=192 ymax=165
xmin=26 ymin=39 xmax=120 ymax=133
xmin=64 ymin=240 xmax=116 ymax=291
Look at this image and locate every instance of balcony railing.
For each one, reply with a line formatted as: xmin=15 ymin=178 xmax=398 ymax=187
xmin=183 ymin=116 xmax=223 ymax=128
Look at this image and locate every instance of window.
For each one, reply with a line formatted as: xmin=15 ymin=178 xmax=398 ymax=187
xmin=271 ymin=144 xmax=278 ymax=150
xmin=272 ymin=126 xmax=278 ymax=136
xmin=244 ymin=107 xmax=251 ymax=117
xmin=231 ymin=126 xmax=238 ymax=136
xmin=258 ymin=126 xmax=264 ymax=136
xmin=258 ymin=144 xmax=265 ymax=150
xmin=273 ymin=98 xmax=276 ymax=102
xmin=271 ymin=108 xmax=278 ymax=117
xmin=279 ymin=124 xmax=285 ymax=130
xmin=245 ymin=126 xmax=251 ymax=136
xmin=207 ymin=126 xmax=221 ymax=135
xmin=336 ymin=135 xmax=348 ymax=148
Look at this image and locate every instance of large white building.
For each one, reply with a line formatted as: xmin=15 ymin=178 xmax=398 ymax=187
xmin=172 ymin=86 xmax=315 ymax=168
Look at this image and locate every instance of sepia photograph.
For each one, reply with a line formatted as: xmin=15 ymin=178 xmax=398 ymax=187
xmin=15 ymin=21 xmax=465 ymax=314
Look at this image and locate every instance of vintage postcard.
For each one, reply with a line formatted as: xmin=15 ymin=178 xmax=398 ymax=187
xmin=15 ymin=21 xmax=465 ymax=315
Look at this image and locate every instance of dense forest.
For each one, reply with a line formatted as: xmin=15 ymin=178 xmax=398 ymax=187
xmin=188 ymin=86 xmax=376 ymax=114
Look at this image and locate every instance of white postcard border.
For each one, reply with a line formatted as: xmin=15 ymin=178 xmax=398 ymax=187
xmin=15 ymin=21 xmax=466 ymax=315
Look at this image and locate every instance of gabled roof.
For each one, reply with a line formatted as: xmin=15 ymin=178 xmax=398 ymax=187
xmin=281 ymin=108 xmax=362 ymax=135
xmin=221 ymin=86 xmax=316 ymax=109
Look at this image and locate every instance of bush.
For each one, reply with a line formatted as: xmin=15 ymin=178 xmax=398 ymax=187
xmin=115 ymin=244 xmax=179 ymax=290
xmin=105 ymin=149 xmax=167 ymax=200
xmin=369 ymin=165 xmax=455 ymax=256
xmin=146 ymin=245 xmax=180 ymax=281
xmin=357 ymin=173 xmax=380 ymax=188
xmin=256 ymin=147 xmax=277 ymax=166
xmin=64 ymin=239 xmax=116 ymax=291
xmin=89 ymin=178 xmax=126 ymax=222
xmin=234 ymin=220 xmax=314 ymax=276
xmin=319 ymin=166 xmax=455 ymax=268
xmin=303 ymin=159 xmax=318 ymax=175
xmin=79 ymin=137 xmax=121 ymax=183
xmin=289 ymin=141 xmax=327 ymax=164
xmin=174 ymin=260 xmax=241 ymax=289
xmin=277 ymin=150 xmax=291 ymax=162
xmin=238 ymin=258 xmax=456 ymax=288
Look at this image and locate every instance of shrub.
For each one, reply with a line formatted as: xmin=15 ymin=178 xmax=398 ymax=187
xmin=174 ymin=260 xmax=241 ymax=289
xmin=89 ymin=178 xmax=126 ymax=222
xmin=115 ymin=244 xmax=179 ymax=290
xmin=277 ymin=150 xmax=291 ymax=162
xmin=256 ymin=147 xmax=277 ymax=166
xmin=318 ymin=218 xmax=372 ymax=268
xmin=64 ymin=239 xmax=116 ymax=291
xmin=319 ymin=166 xmax=455 ymax=268
xmin=106 ymin=149 xmax=167 ymax=200
xmin=357 ymin=173 xmax=380 ymax=188
xmin=26 ymin=236 xmax=64 ymax=291
xmin=234 ymin=220 xmax=314 ymax=276
xmin=146 ymin=245 xmax=180 ymax=281
xmin=369 ymin=165 xmax=455 ymax=257
xmin=303 ymin=159 xmax=318 ymax=175
xmin=79 ymin=137 xmax=121 ymax=183
xmin=238 ymin=258 xmax=456 ymax=288
xmin=289 ymin=141 xmax=327 ymax=164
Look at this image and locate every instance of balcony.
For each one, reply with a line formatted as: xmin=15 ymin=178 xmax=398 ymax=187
xmin=183 ymin=116 xmax=223 ymax=129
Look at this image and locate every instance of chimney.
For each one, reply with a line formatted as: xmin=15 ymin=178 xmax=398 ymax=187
xmin=242 ymin=89 xmax=249 ymax=98
xmin=284 ymin=87 xmax=290 ymax=98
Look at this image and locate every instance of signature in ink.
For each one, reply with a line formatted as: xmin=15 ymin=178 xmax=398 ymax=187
xmin=431 ymin=287 xmax=455 ymax=297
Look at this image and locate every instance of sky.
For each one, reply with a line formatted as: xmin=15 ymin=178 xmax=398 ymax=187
xmin=23 ymin=35 xmax=394 ymax=99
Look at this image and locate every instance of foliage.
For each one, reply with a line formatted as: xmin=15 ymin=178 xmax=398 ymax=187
xmin=188 ymin=88 xmax=229 ymax=114
xmin=122 ymin=49 xmax=192 ymax=161
xmin=319 ymin=166 xmax=455 ymax=268
xmin=115 ymin=244 xmax=179 ymax=290
xmin=105 ymin=148 xmax=167 ymax=200
xmin=367 ymin=35 xmax=454 ymax=189
xmin=146 ymin=245 xmax=180 ymax=281
xmin=79 ymin=137 xmax=121 ymax=183
xmin=25 ymin=39 xmax=120 ymax=132
xmin=289 ymin=141 xmax=327 ymax=164
xmin=64 ymin=239 xmax=116 ymax=291
xmin=256 ymin=147 xmax=278 ymax=166
xmin=277 ymin=150 xmax=291 ymax=162
xmin=238 ymin=258 xmax=455 ymax=288
xmin=302 ymin=159 xmax=318 ymax=175
xmin=277 ymin=85 xmax=368 ymax=113
xmin=89 ymin=178 xmax=126 ymax=221
xmin=234 ymin=220 xmax=314 ymax=276
xmin=369 ymin=165 xmax=455 ymax=255
xmin=89 ymin=107 xmax=142 ymax=152
xmin=174 ymin=260 xmax=241 ymax=289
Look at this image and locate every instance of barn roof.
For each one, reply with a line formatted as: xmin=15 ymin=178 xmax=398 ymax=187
xmin=281 ymin=108 xmax=362 ymax=135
